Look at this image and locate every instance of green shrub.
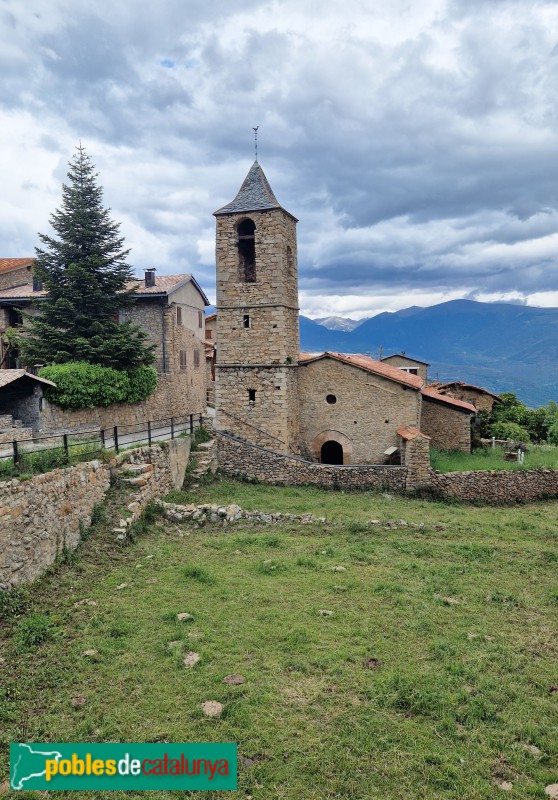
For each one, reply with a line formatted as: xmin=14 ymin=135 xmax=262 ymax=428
xmin=39 ymin=362 xmax=157 ymax=409
xmin=490 ymin=421 xmax=530 ymax=443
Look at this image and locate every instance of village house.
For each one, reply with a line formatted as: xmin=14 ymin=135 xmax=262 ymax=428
xmin=427 ymin=381 xmax=502 ymax=413
xmin=213 ymin=161 xmax=476 ymax=464
xmin=0 ymin=264 xmax=209 ymax=433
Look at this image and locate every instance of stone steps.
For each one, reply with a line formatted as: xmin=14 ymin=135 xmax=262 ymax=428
xmin=190 ymin=439 xmax=215 ymax=477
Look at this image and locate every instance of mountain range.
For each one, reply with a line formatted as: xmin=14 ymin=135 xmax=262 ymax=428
xmin=302 ymin=299 xmax=558 ymax=408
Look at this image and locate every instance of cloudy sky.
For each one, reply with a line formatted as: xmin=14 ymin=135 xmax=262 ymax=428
xmin=2 ymin=0 xmax=558 ymax=319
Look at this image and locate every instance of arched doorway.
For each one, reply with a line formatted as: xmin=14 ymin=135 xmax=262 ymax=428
xmin=321 ymin=440 xmax=344 ymax=465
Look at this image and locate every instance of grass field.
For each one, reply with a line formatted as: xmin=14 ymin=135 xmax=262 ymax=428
xmin=1 ymin=479 xmax=557 ymax=798
xmin=431 ymin=446 xmax=558 ymax=473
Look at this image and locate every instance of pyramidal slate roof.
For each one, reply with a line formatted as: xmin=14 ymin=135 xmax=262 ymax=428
xmin=214 ymin=161 xmax=297 ymax=219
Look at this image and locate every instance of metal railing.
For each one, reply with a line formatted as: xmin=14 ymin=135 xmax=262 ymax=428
xmin=0 ymin=412 xmax=205 ymax=477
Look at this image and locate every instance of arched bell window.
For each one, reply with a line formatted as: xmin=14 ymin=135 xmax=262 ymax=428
xmin=237 ymin=219 xmax=256 ymax=282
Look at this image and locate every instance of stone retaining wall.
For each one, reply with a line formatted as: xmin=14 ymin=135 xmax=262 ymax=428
xmin=0 ymin=460 xmax=111 ymax=589
xmin=216 ymin=433 xmax=407 ymax=491
xmin=0 ymin=438 xmax=191 ymax=590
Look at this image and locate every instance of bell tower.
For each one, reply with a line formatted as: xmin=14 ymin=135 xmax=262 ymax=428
xmin=213 ymin=161 xmax=299 ymax=453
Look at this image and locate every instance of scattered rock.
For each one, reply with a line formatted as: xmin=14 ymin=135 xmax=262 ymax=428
xmin=332 ymin=566 xmax=346 ymax=572
xmin=382 ymin=493 xmax=393 ymax=500
xmin=145 ymin=555 xmax=154 ymax=559
xmin=201 ymin=700 xmax=223 ymax=717
xmin=363 ymin=657 xmax=381 ymax=669
xmin=497 ymin=781 xmax=513 ymax=791
xmin=0 ymin=780 xmax=10 ymax=794
xmin=74 ymin=599 xmax=98 ymax=608
xmin=485 ymin=635 xmax=495 ymax=642
xmin=521 ymin=744 xmax=541 ymax=756
xmin=116 ymin=583 xmax=128 ymax=590
xmin=318 ymin=609 xmax=334 ymax=616
xmin=545 ymin=785 xmax=558 ymax=799
xmin=548 ymin=685 xmax=558 ymax=696
xmin=441 ymin=596 xmax=461 ymax=606
xmin=145 ymin=578 xmax=158 ymax=584
xmin=183 ymin=651 xmax=200 ymax=668
xmin=223 ymin=674 xmax=245 ymax=685
xmin=70 ymin=695 xmax=87 ymax=708
xmin=82 ymin=649 xmax=98 ymax=658
xmin=176 ymin=613 xmax=194 ymax=623
xmin=467 ymin=632 xmax=478 ymax=640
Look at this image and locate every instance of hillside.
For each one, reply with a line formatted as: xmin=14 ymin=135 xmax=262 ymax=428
xmin=302 ymin=299 xmax=558 ymax=407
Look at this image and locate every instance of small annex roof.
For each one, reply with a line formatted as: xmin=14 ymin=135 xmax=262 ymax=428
xmin=0 ymin=369 xmax=56 ymax=389
xmin=396 ymin=425 xmax=431 ymax=441
xmin=299 ymin=351 xmax=425 ymax=388
xmin=214 ymin=161 xmax=297 ymax=220
xmin=427 ymin=381 xmax=502 ymax=402
xmin=0 ymin=258 xmax=34 ymax=274
xmin=420 ymin=386 xmax=475 ymax=413
xmin=382 ymin=353 xmax=431 ymax=367
xmin=0 ymin=274 xmax=210 ymax=306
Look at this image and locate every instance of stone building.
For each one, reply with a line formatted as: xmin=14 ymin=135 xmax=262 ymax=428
xmin=214 ymin=162 xmax=475 ymax=462
xmin=0 ymin=268 xmax=209 ymax=432
xmin=427 ymin=381 xmax=502 ymax=413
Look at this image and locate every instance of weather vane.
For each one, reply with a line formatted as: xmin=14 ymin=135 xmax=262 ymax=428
xmin=253 ymin=126 xmax=259 ymax=160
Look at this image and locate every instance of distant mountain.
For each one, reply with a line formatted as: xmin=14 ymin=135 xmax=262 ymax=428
xmin=314 ymin=315 xmax=365 ymax=332
xmin=299 ymin=299 xmax=558 ymax=407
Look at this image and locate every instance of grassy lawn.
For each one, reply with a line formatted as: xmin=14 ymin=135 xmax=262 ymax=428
xmin=1 ymin=479 xmax=557 ymax=798
xmin=431 ymin=446 xmax=558 ymax=473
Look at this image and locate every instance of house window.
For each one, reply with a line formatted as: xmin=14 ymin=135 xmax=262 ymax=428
xmin=193 ymin=348 xmax=200 ymax=368
xmin=248 ymin=389 xmax=256 ymax=404
xmin=286 ymin=245 xmax=295 ymax=277
xmin=176 ymin=307 xmax=182 ymax=326
xmin=401 ymin=367 xmax=418 ymax=375
xmin=198 ymin=310 xmax=203 ymax=328
xmin=243 ymin=314 xmax=250 ymax=328
xmin=179 ymin=350 xmax=187 ymax=370
xmin=206 ymin=329 xmax=212 ymax=339
xmin=9 ymin=308 xmax=23 ymax=327
xmin=237 ymin=219 xmax=256 ymax=282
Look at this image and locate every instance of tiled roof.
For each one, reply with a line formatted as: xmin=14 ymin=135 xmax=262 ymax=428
xmin=299 ymin=351 xmax=424 ymax=389
xmin=0 ymin=274 xmax=210 ymax=305
xmin=0 ymin=369 xmax=56 ymax=389
xmin=382 ymin=353 xmax=431 ymax=367
xmin=396 ymin=425 xmax=431 ymax=441
xmin=427 ymin=381 xmax=502 ymax=402
xmin=0 ymin=258 xmax=34 ymax=274
xmin=420 ymin=386 xmax=476 ymax=413
xmin=214 ymin=161 xmax=296 ymax=219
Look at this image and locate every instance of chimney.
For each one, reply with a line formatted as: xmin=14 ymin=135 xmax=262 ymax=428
xmin=144 ymin=268 xmax=156 ymax=288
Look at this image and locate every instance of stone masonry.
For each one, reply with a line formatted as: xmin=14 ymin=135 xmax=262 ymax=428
xmin=420 ymin=396 xmax=471 ymax=452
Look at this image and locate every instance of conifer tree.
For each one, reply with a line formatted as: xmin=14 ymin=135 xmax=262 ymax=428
xmin=22 ymin=145 xmax=155 ymax=370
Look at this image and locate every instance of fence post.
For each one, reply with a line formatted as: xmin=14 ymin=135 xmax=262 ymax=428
xmin=148 ymin=420 xmax=152 ymax=447
xmin=63 ymin=433 xmax=69 ymax=461
xmin=12 ymin=439 xmax=19 ymax=468
xmin=170 ymin=417 xmax=175 ymax=439
xmin=190 ymin=414 xmax=194 ymax=435
xmin=114 ymin=426 xmax=119 ymax=453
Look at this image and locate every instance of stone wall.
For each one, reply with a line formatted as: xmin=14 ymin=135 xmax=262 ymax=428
xmin=216 ymin=432 xmax=407 ymax=491
xmin=420 ymin=396 xmax=471 ymax=452
xmin=428 ymin=467 xmax=558 ymax=503
xmin=381 ymin=355 xmax=428 ymax=383
xmin=0 ymin=264 xmax=32 ymax=291
xmin=0 ymin=437 xmax=191 ymax=589
xmin=299 ymin=358 xmax=421 ymax=464
xmin=0 ymin=460 xmax=111 ymax=589
xmin=38 ymin=373 xmax=203 ymax=434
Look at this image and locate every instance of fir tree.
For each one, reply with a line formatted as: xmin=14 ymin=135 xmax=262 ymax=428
xmin=22 ymin=145 xmax=155 ymax=370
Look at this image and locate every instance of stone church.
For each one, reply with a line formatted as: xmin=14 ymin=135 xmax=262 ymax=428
xmin=214 ymin=161 xmax=474 ymax=464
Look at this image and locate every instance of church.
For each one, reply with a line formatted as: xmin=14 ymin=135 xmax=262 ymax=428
xmin=213 ymin=161 xmax=474 ymax=465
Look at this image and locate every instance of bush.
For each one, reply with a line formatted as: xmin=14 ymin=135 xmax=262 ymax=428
xmin=14 ymin=613 xmax=56 ymax=650
xmin=547 ymin=420 xmax=558 ymax=445
xmin=490 ymin=421 xmax=530 ymax=443
xmin=39 ymin=362 xmax=157 ymax=409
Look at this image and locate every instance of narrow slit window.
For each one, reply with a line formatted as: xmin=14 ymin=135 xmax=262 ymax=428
xmin=176 ymin=307 xmax=182 ymax=326
xmin=193 ymin=348 xmax=200 ymax=368
xmin=198 ymin=310 xmax=203 ymax=328
xmin=248 ymin=389 xmax=256 ymax=403
xmin=243 ymin=314 xmax=250 ymax=328
xmin=179 ymin=350 xmax=187 ymax=370
xmin=237 ymin=219 xmax=256 ymax=282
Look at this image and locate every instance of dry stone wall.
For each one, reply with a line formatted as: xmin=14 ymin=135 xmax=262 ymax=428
xmin=0 ymin=438 xmax=191 ymax=589
xmin=216 ymin=432 xmax=407 ymax=491
xmin=428 ymin=467 xmax=558 ymax=503
xmin=0 ymin=460 xmax=110 ymax=589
